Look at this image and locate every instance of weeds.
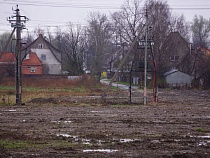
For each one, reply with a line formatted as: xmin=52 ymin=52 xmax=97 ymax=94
xmin=0 ymin=75 xmax=104 ymax=104
xmin=195 ymin=127 xmax=209 ymax=133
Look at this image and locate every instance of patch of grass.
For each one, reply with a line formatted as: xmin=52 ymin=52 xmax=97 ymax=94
xmin=0 ymin=140 xmax=35 ymax=149
xmin=0 ymin=139 xmax=75 ymax=150
xmin=0 ymin=86 xmax=15 ymax=91
xmin=195 ymin=127 xmax=209 ymax=133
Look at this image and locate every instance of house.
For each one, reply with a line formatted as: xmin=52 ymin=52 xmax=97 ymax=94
xmin=164 ymin=69 xmax=192 ymax=87
xmin=160 ymin=32 xmax=191 ymax=74
xmin=22 ymin=34 xmax=61 ymax=75
xmin=22 ymin=52 xmax=42 ymax=75
xmin=0 ymin=52 xmax=42 ymax=75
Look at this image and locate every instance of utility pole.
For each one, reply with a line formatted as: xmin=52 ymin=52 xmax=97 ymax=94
xmin=144 ymin=8 xmax=148 ymax=105
xmin=8 ymin=5 xmax=28 ymax=104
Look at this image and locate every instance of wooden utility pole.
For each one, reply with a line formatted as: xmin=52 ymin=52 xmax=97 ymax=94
xmin=8 ymin=5 xmax=28 ymax=104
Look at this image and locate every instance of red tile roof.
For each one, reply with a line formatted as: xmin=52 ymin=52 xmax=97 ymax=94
xmin=22 ymin=53 xmax=42 ymax=66
xmin=0 ymin=52 xmax=16 ymax=62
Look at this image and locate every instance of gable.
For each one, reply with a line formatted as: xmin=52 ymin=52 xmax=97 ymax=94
xmin=22 ymin=52 xmax=42 ymax=66
xmin=23 ymin=34 xmax=61 ymax=63
xmin=162 ymin=32 xmax=189 ymax=57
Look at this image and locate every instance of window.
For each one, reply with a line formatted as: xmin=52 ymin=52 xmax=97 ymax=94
xmin=38 ymin=44 xmax=44 ymax=49
xmin=25 ymin=54 xmax=29 ymax=60
xmin=41 ymin=54 xmax=46 ymax=61
xmin=170 ymin=55 xmax=179 ymax=61
xmin=31 ymin=67 xmax=36 ymax=73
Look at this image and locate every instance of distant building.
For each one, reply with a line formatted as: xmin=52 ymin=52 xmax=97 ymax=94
xmin=0 ymin=52 xmax=42 ymax=75
xmin=22 ymin=34 xmax=61 ymax=74
xmin=164 ymin=69 xmax=192 ymax=87
xmin=22 ymin=52 xmax=42 ymax=75
xmin=159 ymin=32 xmax=191 ymax=74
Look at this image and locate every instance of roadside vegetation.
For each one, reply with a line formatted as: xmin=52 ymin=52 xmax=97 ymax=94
xmin=0 ymin=75 xmax=105 ymax=105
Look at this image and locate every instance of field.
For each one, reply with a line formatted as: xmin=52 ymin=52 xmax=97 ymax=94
xmin=0 ymin=76 xmax=210 ymax=157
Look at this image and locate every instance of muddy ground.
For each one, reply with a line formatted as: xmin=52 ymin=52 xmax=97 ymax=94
xmin=1 ymin=89 xmax=210 ymax=157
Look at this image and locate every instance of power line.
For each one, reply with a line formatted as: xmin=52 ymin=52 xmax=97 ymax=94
xmin=0 ymin=1 xmax=121 ymax=9
xmin=2 ymin=1 xmax=210 ymax=10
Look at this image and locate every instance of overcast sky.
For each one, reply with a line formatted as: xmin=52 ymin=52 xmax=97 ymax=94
xmin=0 ymin=0 xmax=210 ymax=36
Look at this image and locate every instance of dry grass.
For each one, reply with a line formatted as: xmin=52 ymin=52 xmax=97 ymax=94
xmin=0 ymin=75 xmax=103 ymax=104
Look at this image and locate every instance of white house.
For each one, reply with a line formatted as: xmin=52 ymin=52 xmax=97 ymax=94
xmin=22 ymin=34 xmax=61 ymax=75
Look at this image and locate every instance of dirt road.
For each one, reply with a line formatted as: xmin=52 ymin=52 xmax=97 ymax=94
xmin=0 ymin=89 xmax=210 ymax=157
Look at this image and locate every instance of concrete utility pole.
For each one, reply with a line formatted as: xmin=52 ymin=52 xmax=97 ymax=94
xmin=8 ymin=5 xmax=28 ymax=104
xmin=144 ymin=8 xmax=148 ymax=105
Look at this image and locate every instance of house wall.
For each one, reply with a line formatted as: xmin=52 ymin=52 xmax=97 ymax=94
xmin=31 ymin=48 xmax=61 ymax=74
xmin=22 ymin=66 xmax=42 ymax=75
xmin=165 ymin=71 xmax=192 ymax=86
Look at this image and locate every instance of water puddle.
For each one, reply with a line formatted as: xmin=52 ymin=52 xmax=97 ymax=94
xmin=4 ymin=109 xmax=17 ymax=112
xmin=28 ymin=153 xmax=40 ymax=156
xmin=56 ymin=134 xmax=91 ymax=144
xmin=83 ymin=149 xmax=118 ymax=153
xmin=197 ymin=135 xmax=210 ymax=139
xmin=189 ymin=134 xmax=210 ymax=147
xmin=81 ymin=138 xmax=91 ymax=145
xmin=120 ymin=138 xmax=141 ymax=143
xmin=91 ymin=111 xmax=104 ymax=113
xmin=52 ymin=120 xmax=72 ymax=123
xmin=198 ymin=140 xmax=210 ymax=147
xmin=190 ymin=134 xmax=210 ymax=139
xmin=56 ymin=134 xmax=78 ymax=139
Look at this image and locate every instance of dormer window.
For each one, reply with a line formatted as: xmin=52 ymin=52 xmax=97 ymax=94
xmin=25 ymin=54 xmax=29 ymax=60
xmin=38 ymin=44 xmax=44 ymax=49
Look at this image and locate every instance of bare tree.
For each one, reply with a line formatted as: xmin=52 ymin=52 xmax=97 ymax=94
xmin=146 ymin=0 xmax=190 ymax=75
xmin=190 ymin=16 xmax=210 ymax=88
xmin=61 ymin=23 xmax=87 ymax=75
xmin=191 ymin=15 xmax=210 ymax=48
xmin=86 ymin=12 xmax=113 ymax=76
xmin=146 ymin=0 xmax=172 ymax=74
xmin=111 ymin=0 xmax=144 ymax=44
xmin=0 ymin=32 xmax=15 ymax=52
xmin=170 ymin=15 xmax=190 ymax=40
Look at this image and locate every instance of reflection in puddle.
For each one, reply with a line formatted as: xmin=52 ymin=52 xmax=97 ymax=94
xmin=83 ymin=149 xmax=118 ymax=153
